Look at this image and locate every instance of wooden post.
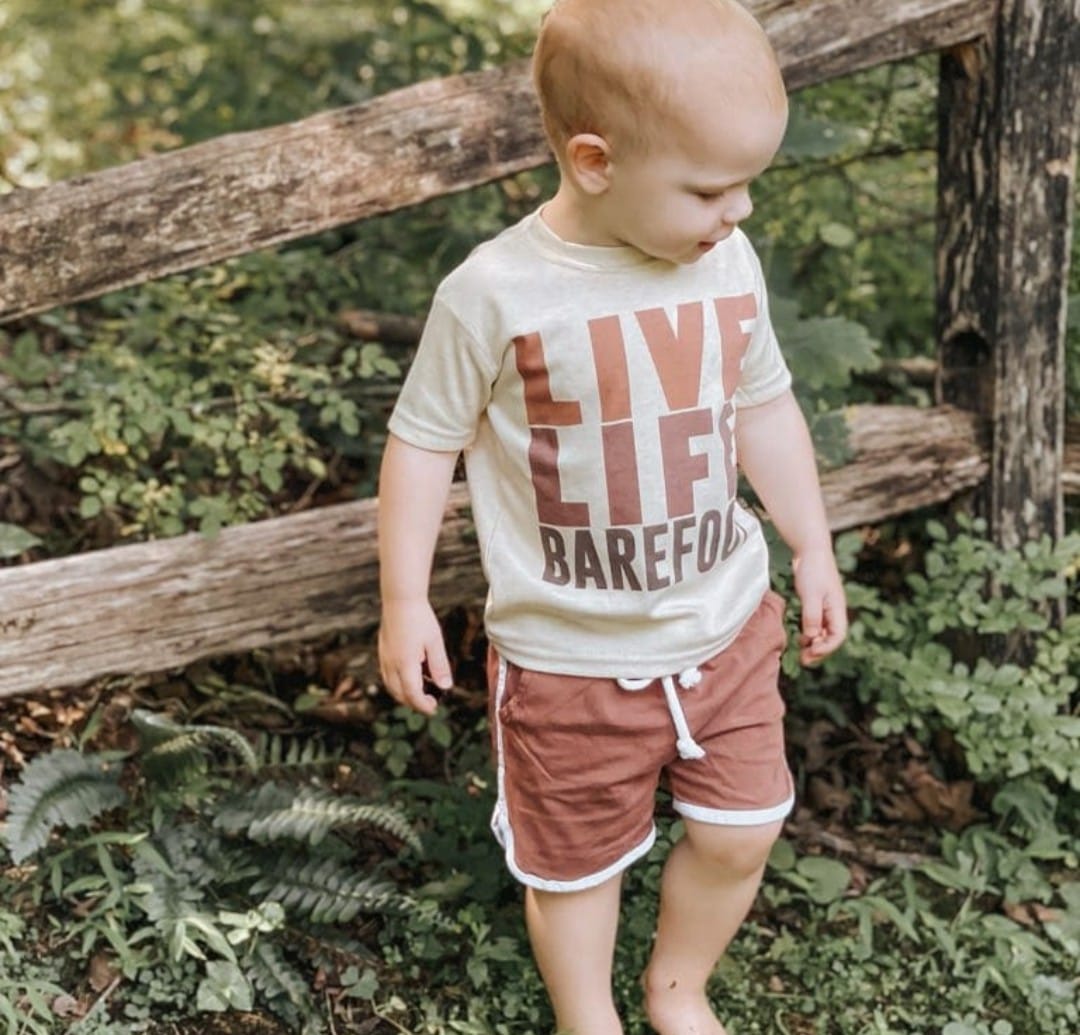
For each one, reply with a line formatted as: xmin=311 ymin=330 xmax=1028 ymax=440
xmin=936 ymin=0 xmax=1079 ymax=549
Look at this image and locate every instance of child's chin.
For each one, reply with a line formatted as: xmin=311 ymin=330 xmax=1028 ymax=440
xmin=674 ymin=249 xmax=711 ymax=265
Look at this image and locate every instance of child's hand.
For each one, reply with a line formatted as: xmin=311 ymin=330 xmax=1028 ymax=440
xmin=792 ymin=548 xmax=848 ymax=666
xmin=378 ymin=598 xmax=453 ymax=715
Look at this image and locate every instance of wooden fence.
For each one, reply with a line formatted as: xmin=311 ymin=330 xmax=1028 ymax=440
xmin=0 ymin=0 xmax=1076 ymax=698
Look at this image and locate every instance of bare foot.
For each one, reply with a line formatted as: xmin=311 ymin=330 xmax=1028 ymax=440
xmin=642 ymin=981 xmax=728 ymax=1035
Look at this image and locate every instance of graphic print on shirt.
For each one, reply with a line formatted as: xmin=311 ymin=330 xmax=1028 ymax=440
xmin=515 ymin=293 xmax=757 ymax=592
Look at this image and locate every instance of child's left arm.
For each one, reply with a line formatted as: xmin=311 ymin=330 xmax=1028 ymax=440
xmin=735 ymin=389 xmax=848 ymax=665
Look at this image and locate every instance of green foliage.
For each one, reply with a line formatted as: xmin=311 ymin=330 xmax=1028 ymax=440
xmin=801 ymin=517 xmax=1080 ymax=788
xmin=772 ymin=293 xmax=881 ymax=402
xmin=0 ymin=905 xmax=66 ymax=1035
xmin=0 ymin=521 xmax=42 ymax=558
xmin=134 ymin=707 xmax=259 ymax=784
xmin=0 ymin=0 xmax=538 ymax=187
xmin=252 ymin=856 xmax=410 ymax=925
xmin=374 ymin=704 xmax=456 ymax=778
xmin=769 ymin=291 xmax=881 ymax=467
xmin=768 ymin=825 xmax=1079 ymax=1028
xmin=1 ymin=267 xmax=402 ymax=541
xmin=0 ymin=709 xmax=422 ymax=1031
xmin=254 ymin=730 xmax=353 ymax=773
xmin=215 ymin=781 xmax=421 ymax=851
xmin=760 ymin=59 xmax=939 ymax=362
xmin=248 ymin=940 xmax=320 ymax=1033
xmin=4 ymin=749 xmax=127 ymax=863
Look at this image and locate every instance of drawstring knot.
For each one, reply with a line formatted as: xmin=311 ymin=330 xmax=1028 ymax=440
xmin=616 ymin=667 xmax=706 ymax=760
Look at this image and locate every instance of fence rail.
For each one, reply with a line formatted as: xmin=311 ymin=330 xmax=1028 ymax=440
xmin=0 ymin=404 xmax=993 ymax=698
xmin=0 ymin=0 xmax=993 ymax=322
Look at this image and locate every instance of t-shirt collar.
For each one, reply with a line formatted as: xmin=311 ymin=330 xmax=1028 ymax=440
xmin=526 ymin=207 xmax=654 ymax=271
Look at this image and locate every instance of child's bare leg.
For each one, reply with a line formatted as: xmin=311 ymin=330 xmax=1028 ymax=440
xmin=525 ymin=873 xmax=625 ymax=1035
xmin=642 ymin=818 xmax=784 ymax=1035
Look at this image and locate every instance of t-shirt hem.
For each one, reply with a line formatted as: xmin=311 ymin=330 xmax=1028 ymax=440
xmin=487 ymin=591 xmax=768 ymax=679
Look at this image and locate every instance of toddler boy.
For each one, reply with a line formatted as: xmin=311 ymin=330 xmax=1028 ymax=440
xmin=378 ymin=1 xmax=847 ymax=1032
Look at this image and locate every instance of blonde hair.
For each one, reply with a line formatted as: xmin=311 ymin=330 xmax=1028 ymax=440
xmin=532 ymin=0 xmax=784 ymax=158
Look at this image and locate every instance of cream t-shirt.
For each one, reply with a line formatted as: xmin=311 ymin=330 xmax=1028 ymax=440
xmin=388 ymin=210 xmax=791 ymax=678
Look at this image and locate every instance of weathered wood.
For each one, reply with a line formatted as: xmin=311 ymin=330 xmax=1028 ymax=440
xmin=819 ymin=404 xmax=989 ymax=528
xmin=0 ymin=60 xmax=544 ymax=324
xmin=0 ymin=484 xmax=485 ymax=698
xmin=0 ymin=0 xmax=993 ymax=322
xmin=0 ymin=404 xmax=1004 ymax=698
xmin=761 ymin=0 xmax=991 ymax=88
xmin=1067 ymin=422 xmax=1080 ymax=497
xmin=936 ymin=0 xmax=1080 ymax=547
xmin=340 ymin=308 xmax=425 ymax=348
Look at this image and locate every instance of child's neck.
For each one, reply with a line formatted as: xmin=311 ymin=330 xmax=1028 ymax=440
xmin=541 ymin=185 xmax=622 ymax=248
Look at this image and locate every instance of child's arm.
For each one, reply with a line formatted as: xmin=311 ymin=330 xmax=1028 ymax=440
xmin=377 ymin=433 xmax=460 ymax=714
xmin=735 ymin=389 xmax=848 ymax=665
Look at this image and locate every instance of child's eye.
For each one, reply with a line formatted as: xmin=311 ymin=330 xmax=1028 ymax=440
xmin=694 ymin=190 xmax=724 ymax=201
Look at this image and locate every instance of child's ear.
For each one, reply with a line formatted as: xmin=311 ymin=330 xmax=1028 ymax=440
xmin=564 ymin=133 xmax=613 ymax=194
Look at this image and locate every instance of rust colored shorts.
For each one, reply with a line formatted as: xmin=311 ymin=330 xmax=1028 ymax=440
xmin=486 ymin=590 xmax=795 ymax=892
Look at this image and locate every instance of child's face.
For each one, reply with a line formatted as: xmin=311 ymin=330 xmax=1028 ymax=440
xmin=600 ymin=99 xmax=788 ymax=265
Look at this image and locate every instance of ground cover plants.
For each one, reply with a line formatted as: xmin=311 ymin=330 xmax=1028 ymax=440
xmin=0 ymin=0 xmax=1078 ymax=1032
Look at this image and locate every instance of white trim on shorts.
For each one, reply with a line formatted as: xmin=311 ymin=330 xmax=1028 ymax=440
xmin=491 ymin=655 xmax=658 ymax=892
xmin=673 ymin=793 xmax=795 ymax=826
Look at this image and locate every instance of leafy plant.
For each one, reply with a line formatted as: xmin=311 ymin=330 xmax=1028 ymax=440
xmin=0 ymin=521 xmax=42 ymax=559
xmin=0 ymin=905 xmax=66 ymax=1035
xmin=4 ymin=749 xmax=127 ymax=863
xmin=793 ymin=516 xmax=1080 ymax=789
xmin=216 ymin=781 xmax=420 ymax=849
xmin=0 ymin=270 xmax=401 ymax=542
xmin=1 ymin=710 xmax=422 ymax=1031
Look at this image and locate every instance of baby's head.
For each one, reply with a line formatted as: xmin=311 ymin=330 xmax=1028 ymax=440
xmin=533 ymin=0 xmax=786 ymax=158
xmin=532 ymin=0 xmax=788 ymax=263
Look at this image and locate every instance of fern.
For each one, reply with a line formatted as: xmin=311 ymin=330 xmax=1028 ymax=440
xmin=214 ymin=782 xmax=421 ymax=853
xmin=254 ymin=734 xmax=382 ymax=794
xmin=251 ymin=855 xmax=414 ymax=924
xmin=134 ymin=709 xmax=258 ymax=785
xmin=248 ymin=940 xmax=321 ymax=1033
xmin=4 ymin=750 xmax=127 ymax=863
xmin=254 ymin=733 xmax=348 ymax=772
xmin=131 ymin=854 xmax=235 ymax=963
xmin=133 ymin=825 xmax=227 ymax=896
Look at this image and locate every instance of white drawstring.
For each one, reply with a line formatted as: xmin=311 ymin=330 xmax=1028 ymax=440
xmin=616 ymin=667 xmax=706 ymax=760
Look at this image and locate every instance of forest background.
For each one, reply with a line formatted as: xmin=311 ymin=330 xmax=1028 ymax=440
xmin=0 ymin=1 xmax=1077 ymax=1033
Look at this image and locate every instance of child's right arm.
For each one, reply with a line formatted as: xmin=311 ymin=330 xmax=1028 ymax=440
xmin=377 ymin=433 xmax=460 ymax=715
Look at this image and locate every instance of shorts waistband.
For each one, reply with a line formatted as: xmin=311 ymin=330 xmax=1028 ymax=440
xmin=616 ymin=668 xmax=705 ymax=760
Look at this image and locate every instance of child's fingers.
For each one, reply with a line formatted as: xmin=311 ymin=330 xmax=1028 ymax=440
xmin=424 ymin=635 xmax=454 ymax=690
xmin=379 ymin=645 xmax=438 ymax=715
xmin=800 ymin=593 xmax=823 ymax=646
xmin=800 ymin=601 xmax=847 ymax=663
xmin=392 ymin=662 xmax=439 ymax=715
xmin=378 ymin=614 xmax=447 ymax=715
xmin=820 ymin=592 xmax=849 ymax=646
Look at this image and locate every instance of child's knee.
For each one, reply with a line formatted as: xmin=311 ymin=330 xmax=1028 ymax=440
xmin=683 ymin=818 xmax=783 ymax=879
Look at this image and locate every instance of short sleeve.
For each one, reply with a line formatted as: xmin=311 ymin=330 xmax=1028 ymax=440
xmin=387 ymin=295 xmax=498 ymax=451
xmin=733 ymin=246 xmax=792 ymax=408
